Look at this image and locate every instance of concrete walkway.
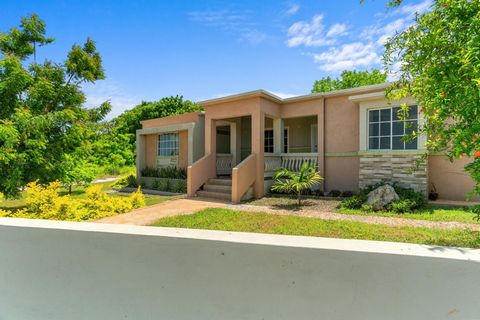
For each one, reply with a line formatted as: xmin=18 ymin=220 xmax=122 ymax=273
xmin=96 ymin=198 xmax=228 ymax=226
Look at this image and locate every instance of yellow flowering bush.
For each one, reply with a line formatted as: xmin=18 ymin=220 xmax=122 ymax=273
xmin=0 ymin=181 xmax=145 ymax=221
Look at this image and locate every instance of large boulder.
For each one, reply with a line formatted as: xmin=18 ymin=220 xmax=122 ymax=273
xmin=366 ymin=184 xmax=399 ymax=211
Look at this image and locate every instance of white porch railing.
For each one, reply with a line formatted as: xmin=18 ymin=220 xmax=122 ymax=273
xmin=216 ymin=154 xmax=233 ymax=175
xmin=264 ymin=153 xmax=318 ymax=176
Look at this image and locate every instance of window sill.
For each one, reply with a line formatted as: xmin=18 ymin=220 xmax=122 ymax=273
xmin=358 ymin=150 xmax=426 ymax=156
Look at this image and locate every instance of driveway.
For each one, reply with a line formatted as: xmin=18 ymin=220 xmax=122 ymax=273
xmin=96 ymin=198 xmax=228 ymax=226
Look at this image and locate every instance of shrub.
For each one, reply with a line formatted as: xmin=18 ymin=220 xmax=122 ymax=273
xmin=388 ymin=199 xmax=418 ymax=214
xmin=393 ymin=185 xmax=426 ymax=209
xmin=113 ymin=174 xmax=138 ymax=188
xmin=152 ymin=179 xmax=161 ymax=190
xmin=313 ymin=189 xmax=324 ymax=197
xmin=141 ymin=166 xmax=187 ymax=179
xmin=0 ymin=181 xmax=146 ymax=221
xmin=327 ymin=190 xmax=342 ymax=197
xmin=471 ymin=205 xmax=480 ymax=221
xmin=175 ymin=180 xmax=186 ymax=193
xmin=340 ymin=194 xmax=367 ymax=209
xmin=339 ymin=182 xmax=426 ymax=213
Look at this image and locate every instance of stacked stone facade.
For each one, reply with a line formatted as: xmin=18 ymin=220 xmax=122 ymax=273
xmin=359 ymin=154 xmax=428 ymax=193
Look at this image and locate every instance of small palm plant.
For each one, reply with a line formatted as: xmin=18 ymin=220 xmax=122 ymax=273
xmin=271 ymin=163 xmax=323 ymax=206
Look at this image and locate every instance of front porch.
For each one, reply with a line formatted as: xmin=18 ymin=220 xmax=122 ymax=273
xmin=189 ymin=113 xmax=321 ymax=202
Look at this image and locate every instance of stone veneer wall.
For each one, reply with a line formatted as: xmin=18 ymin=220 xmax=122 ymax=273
xmin=359 ymin=154 xmax=428 ymax=193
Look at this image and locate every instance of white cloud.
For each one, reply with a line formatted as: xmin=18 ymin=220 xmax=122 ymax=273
xmin=188 ymin=9 xmax=266 ymax=45
xmin=83 ymin=80 xmax=140 ymax=119
xmin=287 ymin=0 xmax=432 ymax=73
xmin=326 ymin=23 xmax=348 ymax=37
xmin=270 ymin=91 xmax=299 ymax=99
xmin=285 ymin=3 xmax=300 ymax=16
xmin=287 ymin=14 xmax=346 ymax=47
xmin=391 ymin=0 xmax=432 ymax=17
xmin=313 ymin=42 xmax=380 ymax=72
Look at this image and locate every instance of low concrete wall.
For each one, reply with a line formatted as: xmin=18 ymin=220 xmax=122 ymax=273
xmin=0 ymin=218 xmax=479 ymax=320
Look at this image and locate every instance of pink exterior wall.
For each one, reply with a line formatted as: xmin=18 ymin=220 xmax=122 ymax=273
xmin=428 ymin=155 xmax=479 ymax=201
xmin=145 ymin=135 xmax=157 ymax=168
xmin=141 ymin=111 xmax=202 ymax=129
xmin=178 ymin=131 xmax=189 ymax=169
xmin=324 ymin=157 xmax=360 ymax=192
xmin=324 ymin=95 xmax=359 ymax=153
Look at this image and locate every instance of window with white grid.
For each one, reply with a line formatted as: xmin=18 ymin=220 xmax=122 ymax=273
xmin=158 ymin=133 xmax=179 ymax=156
xmin=368 ymin=105 xmax=418 ymax=150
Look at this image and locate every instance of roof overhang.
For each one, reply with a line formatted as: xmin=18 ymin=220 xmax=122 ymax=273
xmin=197 ymin=83 xmax=391 ymax=106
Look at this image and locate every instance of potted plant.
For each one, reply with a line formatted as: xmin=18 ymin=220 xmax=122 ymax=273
xmin=428 ymin=183 xmax=438 ymax=201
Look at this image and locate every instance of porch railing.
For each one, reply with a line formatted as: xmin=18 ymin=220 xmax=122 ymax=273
xmin=264 ymin=153 xmax=318 ymax=177
xmin=216 ymin=153 xmax=233 ymax=175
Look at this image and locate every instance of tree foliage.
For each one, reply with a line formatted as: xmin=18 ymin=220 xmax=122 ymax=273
xmin=0 ymin=15 xmax=110 ymax=198
xmin=384 ymin=0 xmax=480 ymax=196
xmin=311 ymin=69 xmax=387 ymax=93
xmin=113 ymin=96 xmax=202 ymax=136
xmin=111 ymin=96 xmax=202 ymax=150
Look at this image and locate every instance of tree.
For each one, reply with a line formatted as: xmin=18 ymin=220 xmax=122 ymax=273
xmin=60 ymin=155 xmax=97 ymax=194
xmin=271 ymin=163 xmax=323 ymax=206
xmin=112 ymin=96 xmax=202 ymax=151
xmin=383 ymin=0 xmax=480 ymax=196
xmin=311 ymin=69 xmax=387 ymax=93
xmin=0 ymin=15 xmax=110 ymax=198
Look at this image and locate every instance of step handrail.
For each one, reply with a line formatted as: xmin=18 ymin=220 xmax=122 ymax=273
xmin=231 ymin=154 xmax=256 ymax=203
xmin=187 ymin=153 xmax=216 ymax=197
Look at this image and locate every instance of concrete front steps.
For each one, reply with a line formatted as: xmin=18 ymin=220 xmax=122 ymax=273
xmin=196 ymin=178 xmax=232 ymax=201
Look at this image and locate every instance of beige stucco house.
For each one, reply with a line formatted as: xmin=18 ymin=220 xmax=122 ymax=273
xmin=136 ymin=83 xmax=476 ymax=203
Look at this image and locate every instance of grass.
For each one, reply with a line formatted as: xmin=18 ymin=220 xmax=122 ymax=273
xmin=151 ymin=208 xmax=480 ymax=248
xmin=95 ymin=165 xmax=136 ymax=179
xmin=0 ymin=180 xmax=170 ymax=212
xmin=249 ymin=196 xmax=478 ymax=225
xmin=338 ymin=205 xmax=478 ymax=224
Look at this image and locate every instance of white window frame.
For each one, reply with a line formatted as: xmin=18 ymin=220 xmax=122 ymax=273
xmin=367 ymin=105 xmax=419 ymax=151
xmin=157 ymin=132 xmax=179 ymax=157
xmin=264 ymin=127 xmax=289 ymax=153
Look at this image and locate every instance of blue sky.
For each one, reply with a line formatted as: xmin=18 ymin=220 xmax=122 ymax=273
xmin=1 ymin=0 xmax=431 ymax=118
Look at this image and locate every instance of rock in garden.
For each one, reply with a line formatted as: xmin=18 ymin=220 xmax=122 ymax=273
xmin=366 ymin=184 xmax=399 ymax=211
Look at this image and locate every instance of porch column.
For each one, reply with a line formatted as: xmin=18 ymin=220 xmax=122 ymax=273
xmin=251 ymin=110 xmax=265 ymax=198
xmin=136 ymin=132 xmax=146 ymax=179
xmin=187 ymin=127 xmax=194 ymax=165
xmin=317 ymin=99 xmax=325 ymax=190
xmin=273 ymin=118 xmax=283 ymax=154
xmin=230 ymin=122 xmax=237 ymax=166
xmin=204 ymin=117 xmax=217 ymax=177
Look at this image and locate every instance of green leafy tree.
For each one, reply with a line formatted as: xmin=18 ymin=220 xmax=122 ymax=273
xmin=272 ymin=163 xmax=323 ymax=206
xmin=113 ymin=96 xmax=202 ymax=146
xmin=383 ymin=0 xmax=480 ymax=196
xmin=60 ymin=155 xmax=98 ymax=194
xmin=311 ymin=69 xmax=387 ymax=93
xmin=0 ymin=14 xmax=110 ymax=198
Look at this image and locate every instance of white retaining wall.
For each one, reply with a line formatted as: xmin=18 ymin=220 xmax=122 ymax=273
xmin=0 ymin=218 xmax=479 ymax=320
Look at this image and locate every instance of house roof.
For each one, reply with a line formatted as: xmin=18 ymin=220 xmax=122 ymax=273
xmin=197 ymin=83 xmax=390 ymax=106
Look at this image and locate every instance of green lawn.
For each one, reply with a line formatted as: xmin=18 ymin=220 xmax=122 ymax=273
xmin=338 ymin=205 xmax=478 ymax=224
xmin=248 ymin=196 xmax=478 ymax=225
xmin=151 ymin=208 xmax=480 ymax=248
xmin=0 ymin=180 xmax=170 ymax=212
